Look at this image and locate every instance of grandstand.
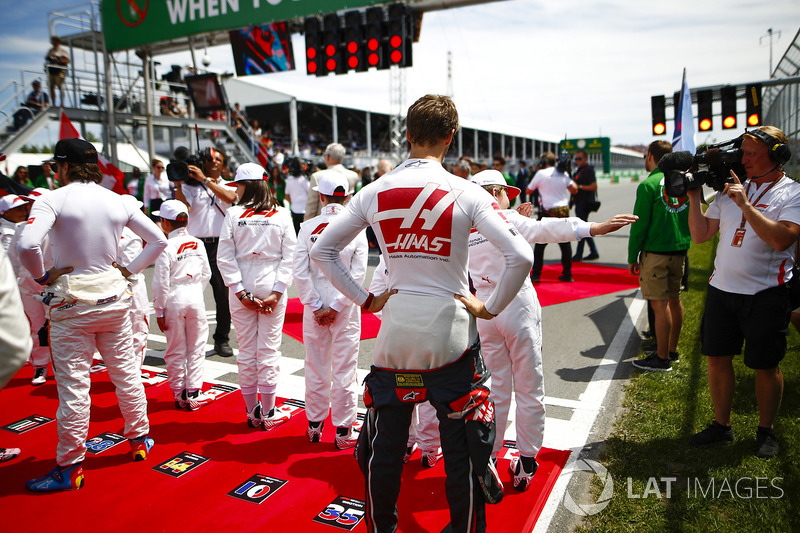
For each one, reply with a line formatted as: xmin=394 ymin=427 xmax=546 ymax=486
xmin=0 ymin=1 xmax=646 ymax=176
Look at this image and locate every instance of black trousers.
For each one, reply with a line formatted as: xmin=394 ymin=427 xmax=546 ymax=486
xmin=202 ymin=239 xmax=231 ymax=344
xmin=532 ymin=241 xmax=572 ymax=277
xmin=356 ymin=344 xmax=493 ymax=533
xmin=573 ymin=202 xmax=598 ymax=258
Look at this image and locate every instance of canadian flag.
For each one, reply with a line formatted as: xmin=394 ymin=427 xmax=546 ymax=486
xmin=59 ymin=112 xmax=127 ymax=195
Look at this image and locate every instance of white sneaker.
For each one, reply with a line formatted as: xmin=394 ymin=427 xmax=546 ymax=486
xmin=509 ymin=455 xmax=538 ymax=492
xmin=421 ymin=448 xmax=443 ymax=468
xmin=307 ymin=421 xmax=324 ymax=443
xmin=335 ymin=426 xmax=358 ymax=450
xmin=262 ymin=407 xmax=290 ymax=430
xmin=403 ymin=442 xmax=419 ymax=463
xmin=31 ymin=367 xmax=47 ymax=386
xmin=186 ymin=390 xmax=215 ymax=411
xmin=246 ymin=403 xmax=264 ymax=429
xmin=174 ymin=390 xmax=188 ymax=410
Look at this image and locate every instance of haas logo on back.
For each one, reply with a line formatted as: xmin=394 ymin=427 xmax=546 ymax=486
xmin=374 ymin=183 xmax=456 ymax=257
xmin=177 ymin=241 xmax=198 ymax=254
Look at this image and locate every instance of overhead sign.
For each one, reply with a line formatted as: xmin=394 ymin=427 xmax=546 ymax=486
xmin=102 ymin=0 xmax=385 ymax=52
xmin=559 ymin=137 xmax=611 ymax=173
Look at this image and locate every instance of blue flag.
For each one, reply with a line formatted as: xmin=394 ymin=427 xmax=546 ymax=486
xmin=672 ymin=69 xmax=696 ymax=154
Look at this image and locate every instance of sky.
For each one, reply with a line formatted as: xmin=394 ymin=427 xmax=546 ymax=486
xmin=1 ymin=0 xmax=799 ymax=150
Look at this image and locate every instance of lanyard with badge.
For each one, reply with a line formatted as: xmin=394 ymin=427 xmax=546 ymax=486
xmin=731 ymin=176 xmax=781 ymax=247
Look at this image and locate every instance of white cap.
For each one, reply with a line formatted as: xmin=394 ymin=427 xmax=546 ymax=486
xmin=153 ymin=199 xmax=188 ymax=221
xmin=0 ymin=194 xmax=29 ymax=215
xmin=313 ymin=173 xmax=349 ymax=197
xmin=472 ymin=170 xmax=521 ymax=201
xmin=226 ymin=162 xmax=268 ymax=186
xmin=272 ymin=152 xmax=285 ymax=167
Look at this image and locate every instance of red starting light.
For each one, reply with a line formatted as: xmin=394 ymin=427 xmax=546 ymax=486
xmin=347 ymin=41 xmax=358 ymax=54
xmin=390 ymin=35 xmax=402 ymax=49
xmin=367 ymin=38 xmax=379 ymax=51
xmin=368 ymin=53 xmax=379 ymax=66
xmin=306 ymin=47 xmax=316 ymax=60
xmin=325 ymin=44 xmax=336 ymax=57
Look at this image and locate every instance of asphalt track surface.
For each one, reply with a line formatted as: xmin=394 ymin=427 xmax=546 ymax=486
xmin=138 ymin=178 xmax=647 ymax=532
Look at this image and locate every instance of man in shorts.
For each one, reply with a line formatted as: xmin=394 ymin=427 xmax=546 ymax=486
xmin=629 ymin=140 xmax=691 ymax=371
xmin=686 ymin=126 xmax=800 ymax=458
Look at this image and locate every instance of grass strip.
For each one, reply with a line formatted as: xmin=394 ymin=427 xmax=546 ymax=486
xmin=577 ymin=237 xmax=800 ymax=532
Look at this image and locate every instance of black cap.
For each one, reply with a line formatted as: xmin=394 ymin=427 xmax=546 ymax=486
xmin=54 ymin=138 xmax=98 ymax=164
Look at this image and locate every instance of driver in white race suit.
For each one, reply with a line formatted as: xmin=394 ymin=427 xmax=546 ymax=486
xmin=18 ymin=138 xmax=167 ymax=492
xmin=310 ymin=95 xmax=533 ymax=533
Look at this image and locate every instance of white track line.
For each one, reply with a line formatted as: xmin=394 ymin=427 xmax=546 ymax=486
xmin=533 ymin=295 xmax=645 ymax=533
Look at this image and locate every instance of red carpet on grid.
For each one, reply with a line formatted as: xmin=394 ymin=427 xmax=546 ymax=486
xmin=0 ymin=365 xmax=569 ymax=532
xmin=283 ymin=263 xmax=637 ymax=343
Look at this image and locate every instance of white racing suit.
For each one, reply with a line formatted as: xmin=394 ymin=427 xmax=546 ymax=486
xmin=217 ymin=204 xmax=296 ymax=407
xmin=18 ymin=181 xmax=167 ymax=467
xmin=310 ymin=159 xmax=533 ymax=533
xmin=469 ymin=211 xmax=592 ymax=459
xmin=47 ymin=280 xmax=148 ymax=465
xmin=118 ymin=227 xmax=149 ymax=367
xmin=9 ymin=224 xmax=51 ymax=369
xmin=368 ymin=254 xmax=440 ymax=454
xmin=294 ymin=203 xmax=367 ymax=428
xmin=152 ymin=228 xmax=211 ymax=395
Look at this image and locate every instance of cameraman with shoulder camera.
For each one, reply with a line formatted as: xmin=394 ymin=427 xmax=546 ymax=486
xmin=174 ymin=148 xmax=237 ymax=357
xmin=687 ymin=126 xmax=800 ymax=458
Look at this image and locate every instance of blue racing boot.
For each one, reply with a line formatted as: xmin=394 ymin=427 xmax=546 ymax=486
xmin=130 ymin=435 xmax=155 ymax=461
xmin=26 ymin=463 xmax=84 ymax=492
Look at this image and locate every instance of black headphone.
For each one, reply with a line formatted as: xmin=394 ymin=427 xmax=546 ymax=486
xmin=747 ymin=129 xmax=791 ymax=165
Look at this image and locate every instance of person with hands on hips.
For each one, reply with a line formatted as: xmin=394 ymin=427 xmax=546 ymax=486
xmin=173 ymin=148 xmax=237 ymax=357
xmin=311 ymin=95 xmax=532 ymax=533
xmin=686 ymin=126 xmax=800 ymax=459
xmin=18 ymin=138 xmax=167 ymax=492
xmin=216 ymin=163 xmax=297 ymax=431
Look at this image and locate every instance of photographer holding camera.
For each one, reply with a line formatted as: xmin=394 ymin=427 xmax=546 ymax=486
xmin=687 ymin=126 xmax=800 ymax=458
xmin=173 ymin=148 xmax=237 ymax=357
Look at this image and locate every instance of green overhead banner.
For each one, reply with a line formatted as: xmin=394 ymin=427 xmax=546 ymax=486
xmin=102 ymin=0 xmax=385 ymax=52
xmin=559 ymin=137 xmax=611 ymax=173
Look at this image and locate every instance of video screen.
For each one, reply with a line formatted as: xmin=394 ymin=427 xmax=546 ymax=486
xmin=229 ymin=22 xmax=295 ymax=76
xmin=185 ymin=74 xmax=227 ymax=115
